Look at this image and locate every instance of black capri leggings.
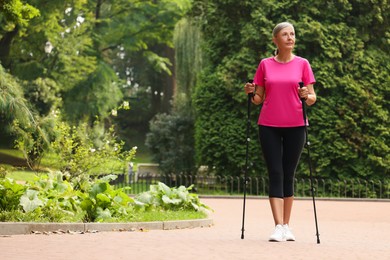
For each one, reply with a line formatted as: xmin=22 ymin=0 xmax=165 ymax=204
xmin=259 ymin=126 xmax=305 ymax=198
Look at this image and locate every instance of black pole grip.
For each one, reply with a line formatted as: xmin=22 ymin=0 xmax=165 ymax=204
xmin=247 ymin=79 xmax=254 ymax=98
xmin=299 ymin=82 xmax=304 ymax=97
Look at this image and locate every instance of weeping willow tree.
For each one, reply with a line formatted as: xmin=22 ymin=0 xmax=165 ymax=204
xmin=173 ymin=17 xmax=203 ymax=112
xmin=146 ymin=17 xmax=204 ymax=175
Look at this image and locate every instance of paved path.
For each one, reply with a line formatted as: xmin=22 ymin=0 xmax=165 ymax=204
xmin=1 ymin=198 xmax=390 ymax=260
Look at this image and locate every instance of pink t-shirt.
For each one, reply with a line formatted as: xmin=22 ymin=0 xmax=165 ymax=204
xmin=253 ymin=56 xmax=315 ymax=127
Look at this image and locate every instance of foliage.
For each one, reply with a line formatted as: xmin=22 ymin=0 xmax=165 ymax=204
xmin=136 ymin=182 xmax=210 ymax=212
xmin=12 ymin=115 xmax=57 ymax=170
xmin=0 ymin=65 xmax=34 ymax=127
xmin=78 ymin=175 xmax=134 ymax=222
xmin=0 ymin=166 xmax=6 ymax=178
xmin=51 ymin=118 xmax=137 ymax=178
xmin=0 ymin=0 xmax=192 ymax=150
xmin=144 ymin=17 xmax=203 ymax=175
xmin=0 ymin=65 xmax=56 ymax=169
xmin=190 ymin=0 xmax=389 ymax=180
xmin=63 ymin=61 xmax=123 ymax=123
xmin=193 ymin=68 xmax=264 ymax=177
xmin=0 ymin=173 xmax=210 ymax=222
xmin=173 ymin=17 xmax=204 ymax=110
xmin=0 ymin=0 xmax=40 ymax=26
xmin=146 ymin=111 xmax=196 ymax=175
xmin=0 ymin=177 xmax=27 ymax=211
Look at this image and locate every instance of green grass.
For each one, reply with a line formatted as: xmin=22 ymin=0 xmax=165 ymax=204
xmin=1 ymin=147 xmax=153 ymax=181
xmin=5 ymin=171 xmax=39 ymax=182
xmin=0 ymin=209 xmax=209 ymax=223
xmin=0 ymin=148 xmax=59 ymax=170
xmin=0 ymin=148 xmax=23 ymax=157
xmin=109 ymin=210 xmax=208 ymax=223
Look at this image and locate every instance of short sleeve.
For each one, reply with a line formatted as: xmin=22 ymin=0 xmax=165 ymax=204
xmin=253 ymin=60 xmax=265 ymax=87
xmin=302 ymin=59 xmax=316 ymax=85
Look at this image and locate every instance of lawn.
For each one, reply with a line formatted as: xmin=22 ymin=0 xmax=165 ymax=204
xmin=0 ymin=145 xmax=153 ymax=181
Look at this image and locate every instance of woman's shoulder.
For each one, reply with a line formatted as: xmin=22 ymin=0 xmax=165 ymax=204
xmin=259 ymin=56 xmax=275 ymax=65
xmin=293 ymin=55 xmax=310 ymax=64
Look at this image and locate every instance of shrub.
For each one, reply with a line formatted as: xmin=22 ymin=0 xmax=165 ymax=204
xmin=146 ymin=111 xmax=196 ymax=175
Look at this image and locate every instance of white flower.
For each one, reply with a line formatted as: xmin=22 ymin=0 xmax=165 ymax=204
xmin=65 ymin=7 xmax=72 ymax=15
xmin=76 ymin=16 xmax=85 ymax=24
xmin=123 ymin=101 xmax=130 ymax=109
xmin=111 ymin=109 xmax=117 ymax=116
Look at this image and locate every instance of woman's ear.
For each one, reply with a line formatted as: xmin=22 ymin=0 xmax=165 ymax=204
xmin=272 ymin=37 xmax=277 ymax=46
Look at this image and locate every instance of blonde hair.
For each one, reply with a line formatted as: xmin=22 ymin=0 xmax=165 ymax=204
xmin=272 ymin=22 xmax=295 ymax=55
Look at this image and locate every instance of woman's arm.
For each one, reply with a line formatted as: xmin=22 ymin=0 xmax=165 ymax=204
xmin=244 ymin=83 xmax=265 ymax=105
xmin=252 ymin=85 xmax=265 ymax=105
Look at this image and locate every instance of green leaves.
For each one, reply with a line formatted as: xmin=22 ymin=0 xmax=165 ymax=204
xmin=146 ymin=111 xmax=196 ymax=175
xmin=20 ymin=189 xmax=44 ymax=212
xmin=1 ymin=173 xmax=209 ymax=223
xmin=0 ymin=0 xmax=40 ymax=27
xmin=50 ymin=118 xmax=137 ymax=177
xmin=0 ymin=177 xmax=27 ymax=211
xmin=136 ymin=182 xmax=210 ymax=212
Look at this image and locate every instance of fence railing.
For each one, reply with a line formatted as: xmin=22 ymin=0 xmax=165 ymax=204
xmin=113 ymin=173 xmax=390 ymax=199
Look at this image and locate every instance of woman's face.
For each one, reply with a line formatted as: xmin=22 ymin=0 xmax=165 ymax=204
xmin=273 ymin=26 xmax=295 ymax=52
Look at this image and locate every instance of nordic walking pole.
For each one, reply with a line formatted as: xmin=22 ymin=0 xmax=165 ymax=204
xmin=241 ymin=80 xmax=254 ymax=239
xmin=299 ymin=82 xmax=321 ymax=244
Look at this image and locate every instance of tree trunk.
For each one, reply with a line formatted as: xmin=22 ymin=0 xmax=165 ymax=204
xmin=0 ymin=26 xmax=19 ymax=69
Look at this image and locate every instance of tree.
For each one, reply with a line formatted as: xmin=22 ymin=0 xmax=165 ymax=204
xmin=0 ymin=0 xmax=190 ymax=148
xmin=0 ymin=0 xmax=40 ymax=68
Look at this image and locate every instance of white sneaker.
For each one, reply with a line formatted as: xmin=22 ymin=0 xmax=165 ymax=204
xmin=283 ymin=224 xmax=296 ymax=241
xmin=269 ymin=224 xmax=286 ymax=242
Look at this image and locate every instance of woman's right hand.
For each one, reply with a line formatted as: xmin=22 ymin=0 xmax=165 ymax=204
xmin=244 ymin=82 xmax=255 ymax=95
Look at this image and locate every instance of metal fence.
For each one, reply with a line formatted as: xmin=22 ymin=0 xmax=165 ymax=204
xmin=113 ymin=173 xmax=390 ymax=199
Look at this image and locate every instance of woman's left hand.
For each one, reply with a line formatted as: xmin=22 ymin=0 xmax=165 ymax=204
xmin=298 ymin=84 xmax=316 ymax=106
xmin=298 ymin=86 xmax=309 ymax=100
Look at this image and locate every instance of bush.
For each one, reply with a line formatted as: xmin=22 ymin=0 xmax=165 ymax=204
xmin=146 ymin=111 xmax=196 ymax=175
xmin=51 ymin=119 xmax=136 ymax=177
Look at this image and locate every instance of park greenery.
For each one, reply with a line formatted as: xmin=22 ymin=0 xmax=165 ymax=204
xmin=0 ymin=0 xmax=389 ymax=221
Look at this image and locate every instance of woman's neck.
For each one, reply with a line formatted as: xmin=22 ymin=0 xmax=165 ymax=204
xmin=275 ymin=52 xmax=295 ymax=63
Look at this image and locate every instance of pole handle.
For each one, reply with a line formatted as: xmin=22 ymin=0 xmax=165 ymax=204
xmin=247 ymin=79 xmax=254 ymax=99
xmin=299 ymin=81 xmax=305 ymax=100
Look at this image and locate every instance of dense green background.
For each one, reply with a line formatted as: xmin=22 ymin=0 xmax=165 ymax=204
xmin=190 ymin=0 xmax=389 ymax=180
